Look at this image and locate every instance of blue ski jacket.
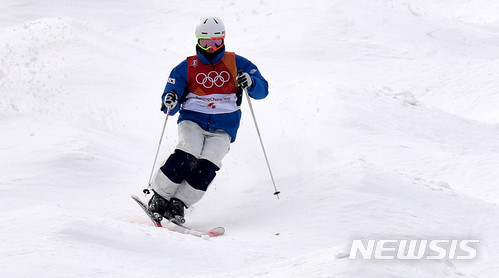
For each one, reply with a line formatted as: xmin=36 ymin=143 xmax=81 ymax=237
xmin=161 ymin=47 xmax=268 ymax=142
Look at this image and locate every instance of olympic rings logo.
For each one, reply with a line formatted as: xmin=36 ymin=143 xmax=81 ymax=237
xmin=196 ymin=71 xmax=230 ymax=88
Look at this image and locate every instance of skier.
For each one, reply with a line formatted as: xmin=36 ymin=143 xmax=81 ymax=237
xmin=148 ymin=16 xmax=269 ymax=224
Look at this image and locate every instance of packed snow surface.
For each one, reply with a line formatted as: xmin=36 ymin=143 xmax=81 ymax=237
xmin=2 ymin=0 xmax=499 ymax=277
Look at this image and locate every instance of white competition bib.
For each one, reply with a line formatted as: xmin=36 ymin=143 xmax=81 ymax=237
xmin=183 ymin=92 xmax=239 ymax=114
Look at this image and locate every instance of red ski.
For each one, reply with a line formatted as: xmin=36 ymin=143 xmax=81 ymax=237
xmin=131 ymin=194 xmax=225 ymax=238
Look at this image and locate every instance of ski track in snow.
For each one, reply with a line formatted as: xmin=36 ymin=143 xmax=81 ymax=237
xmin=2 ymin=0 xmax=499 ymax=277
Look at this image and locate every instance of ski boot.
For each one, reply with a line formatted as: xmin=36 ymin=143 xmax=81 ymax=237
xmin=164 ymin=197 xmax=186 ymax=224
xmin=148 ymin=192 xmax=169 ymax=222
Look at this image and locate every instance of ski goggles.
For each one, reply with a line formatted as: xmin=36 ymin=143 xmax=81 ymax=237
xmin=197 ymin=36 xmax=225 ymax=51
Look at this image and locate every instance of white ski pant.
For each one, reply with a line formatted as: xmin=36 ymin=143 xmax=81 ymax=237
xmin=151 ymin=120 xmax=231 ymax=206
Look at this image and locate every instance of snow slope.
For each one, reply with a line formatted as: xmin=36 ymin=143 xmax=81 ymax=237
xmin=2 ymin=0 xmax=499 ymax=277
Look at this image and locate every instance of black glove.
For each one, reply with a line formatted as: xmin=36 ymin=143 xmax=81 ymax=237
xmin=162 ymin=91 xmax=178 ymax=111
xmin=237 ymin=71 xmax=253 ymax=89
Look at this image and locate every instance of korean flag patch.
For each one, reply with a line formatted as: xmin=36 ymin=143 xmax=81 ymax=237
xmin=168 ymin=78 xmax=176 ymax=85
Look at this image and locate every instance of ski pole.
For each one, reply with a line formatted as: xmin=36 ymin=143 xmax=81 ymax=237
xmin=144 ymin=108 xmax=171 ymax=195
xmin=244 ymin=89 xmax=281 ymax=199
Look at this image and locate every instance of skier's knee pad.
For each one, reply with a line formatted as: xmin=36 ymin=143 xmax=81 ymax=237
xmin=160 ymin=149 xmax=197 ymax=184
xmin=185 ymin=159 xmax=220 ymax=191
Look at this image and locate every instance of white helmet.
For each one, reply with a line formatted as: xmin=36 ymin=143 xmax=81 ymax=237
xmin=195 ymin=16 xmax=225 ymax=38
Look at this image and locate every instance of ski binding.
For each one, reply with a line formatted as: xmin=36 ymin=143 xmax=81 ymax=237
xmin=131 ymin=194 xmax=225 ymax=238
